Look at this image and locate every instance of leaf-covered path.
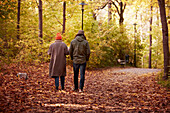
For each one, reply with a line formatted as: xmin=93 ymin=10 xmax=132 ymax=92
xmin=0 ymin=63 xmax=169 ymax=112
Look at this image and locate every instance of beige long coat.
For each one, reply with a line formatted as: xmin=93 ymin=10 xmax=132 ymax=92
xmin=48 ymin=40 xmax=69 ymax=78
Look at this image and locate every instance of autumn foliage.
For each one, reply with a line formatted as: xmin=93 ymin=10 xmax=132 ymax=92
xmin=0 ymin=63 xmax=169 ymax=112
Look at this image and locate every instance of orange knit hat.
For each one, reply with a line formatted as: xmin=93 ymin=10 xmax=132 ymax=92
xmin=56 ymin=33 xmax=62 ymax=40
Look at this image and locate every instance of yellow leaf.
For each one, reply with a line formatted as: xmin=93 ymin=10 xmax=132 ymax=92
xmin=2 ymin=15 xmax=5 ymax=18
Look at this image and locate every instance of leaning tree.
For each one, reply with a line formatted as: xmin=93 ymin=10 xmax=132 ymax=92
xmin=157 ymin=0 xmax=169 ymax=80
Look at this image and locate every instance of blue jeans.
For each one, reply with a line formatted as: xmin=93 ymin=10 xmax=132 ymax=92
xmin=55 ymin=76 xmax=65 ymax=90
xmin=73 ymin=62 xmax=86 ymax=90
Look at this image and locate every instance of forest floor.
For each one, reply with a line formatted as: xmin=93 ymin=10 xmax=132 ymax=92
xmin=0 ymin=63 xmax=169 ymax=113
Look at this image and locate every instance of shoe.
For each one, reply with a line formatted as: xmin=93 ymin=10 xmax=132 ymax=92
xmin=56 ymin=87 xmax=58 ymax=90
xmin=79 ymin=89 xmax=83 ymax=93
xmin=61 ymin=88 xmax=65 ymax=92
xmin=73 ymin=89 xmax=78 ymax=92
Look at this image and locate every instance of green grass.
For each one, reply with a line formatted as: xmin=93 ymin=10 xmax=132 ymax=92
xmin=157 ymin=71 xmax=170 ymax=91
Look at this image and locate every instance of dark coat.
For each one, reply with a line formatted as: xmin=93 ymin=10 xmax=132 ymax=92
xmin=48 ymin=40 xmax=69 ymax=77
xmin=69 ymin=35 xmax=90 ymax=64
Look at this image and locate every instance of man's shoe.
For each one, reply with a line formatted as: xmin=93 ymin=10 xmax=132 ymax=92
xmin=73 ymin=89 xmax=78 ymax=92
xmin=79 ymin=89 xmax=83 ymax=93
xmin=56 ymin=87 xmax=58 ymax=90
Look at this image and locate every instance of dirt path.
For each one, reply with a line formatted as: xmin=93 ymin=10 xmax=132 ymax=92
xmin=0 ymin=64 xmax=169 ymax=112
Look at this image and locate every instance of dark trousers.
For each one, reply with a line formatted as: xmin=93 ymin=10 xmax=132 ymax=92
xmin=55 ymin=76 xmax=65 ymax=90
xmin=73 ymin=62 xmax=86 ymax=90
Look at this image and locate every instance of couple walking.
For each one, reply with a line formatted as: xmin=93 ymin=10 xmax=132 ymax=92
xmin=48 ymin=30 xmax=90 ymax=92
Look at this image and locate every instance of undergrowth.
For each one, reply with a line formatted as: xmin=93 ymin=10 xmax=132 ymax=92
xmin=157 ymin=71 xmax=170 ymax=91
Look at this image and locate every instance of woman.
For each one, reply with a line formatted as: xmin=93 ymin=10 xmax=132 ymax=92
xmin=48 ymin=33 xmax=69 ymax=90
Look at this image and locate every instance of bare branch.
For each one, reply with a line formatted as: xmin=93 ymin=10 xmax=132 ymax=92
xmin=122 ymin=3 xmax=126 ymax=13
xmin=55 ymin=17 xmax=63 ymax=26
xmin=35 ymin=0 xmax=39 ymax=7
xmin=47 ymin=1 xmax=63 ymax=26
xmin=67 ymin=7 xmax=77 ymax=20
xmin=111 ymin=1 xmax=120 ymax=15
xmin=114 ymin=0 xmax=119 ymax=4
xmin=95 ymin=2 xmax=108 ymax=10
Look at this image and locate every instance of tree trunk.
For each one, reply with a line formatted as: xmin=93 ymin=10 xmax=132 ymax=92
xmin=111 ymin=1 xmax=126 ymax=26
xmin=149 ymin=0 xmax=153 ymax=68
xmin=17 ymin=0 xmax=21 ymax=40
xmin=93 ymin=12 xmax=97 ymax=20
xmin=155 ymin=7 xmax=160 ymax=68
xmin=62 ymin=1 xmax=66 ymax=34
xmin=134 ymin=23 xmax=137 ymax=67
xmin=119 ymin=2 xmax=124 ymax=26
xmin=39 ymin=0 xmax=43 ymax=44
xmin=108 ymin=0 xmax=112 ymax=25
xmin=158 ymin=0 xmax=169 ymax=80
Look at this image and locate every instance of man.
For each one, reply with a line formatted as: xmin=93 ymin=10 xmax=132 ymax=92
xmin=69 ymin=30 xmax=90 ymax=92
xmin=48 ymin=33 xmax=69 ymax=90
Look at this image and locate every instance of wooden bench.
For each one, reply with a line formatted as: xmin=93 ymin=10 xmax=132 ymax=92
xmin=117 ymin=59 xmax=126 ymax=67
